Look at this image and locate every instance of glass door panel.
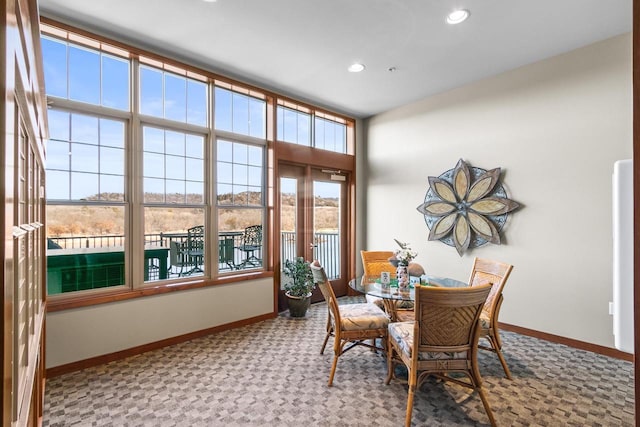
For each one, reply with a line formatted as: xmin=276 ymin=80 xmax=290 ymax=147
xmin=312 ymin=180 xmax=341 ymax=280
xmin=311 ymin=169 xmax=347 ymax=296
xmin=280 ymin=176 xmax=299 ymax=267
xmin=278 ymin=164 xmax=348 ymax=310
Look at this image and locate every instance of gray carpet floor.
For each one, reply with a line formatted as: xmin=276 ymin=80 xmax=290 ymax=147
xmin=43 ymin=297 xmax=635 ymax=426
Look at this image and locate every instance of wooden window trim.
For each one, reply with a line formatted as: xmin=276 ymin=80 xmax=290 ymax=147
xmin=47 ymin=271 xmax=274 ymax=312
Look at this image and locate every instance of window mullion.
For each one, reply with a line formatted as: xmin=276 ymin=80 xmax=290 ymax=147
xmin=138 ymin=114 xmax=207 ymax=134
xmin=46 ymin=97 xmax=131 ymax=120
xmin=130 ymin=56 xmax=144 ymax=289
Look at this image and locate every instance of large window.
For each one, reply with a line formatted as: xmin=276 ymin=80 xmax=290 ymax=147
xmin=276 ymin=102 xmax=348 ymax=153
xmin=44 ymin=34 xmax=130 ymax=295
xmin=276 ymin=105 xmax=310 ymax=146
xmin=217 ymin=140 xmax=264 ymax=270
xmin=139 ymin=63 xmax=208 ymax=126
xmin=42 ymin=25 xmax=268 ymax=297
xmin=142 ymin=127 xmax=205 ymax=204
xmin=142 ymin=126 xmax=207 ymax=281
xmin=47 ymin=110 xmax=126 ymax=201
xmin=314 ymin=115 xmax=347 ymax=153
xmin=214 ymin=86 xmax=265 ymax=138
xmin=41 ymin=35 xmax=130 ymax=110
xmin=41 ymin=21 xmax=354 ymax=302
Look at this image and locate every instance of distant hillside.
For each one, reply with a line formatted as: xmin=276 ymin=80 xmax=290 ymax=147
xmin=48 ymin=192 xmax=339 ymax=237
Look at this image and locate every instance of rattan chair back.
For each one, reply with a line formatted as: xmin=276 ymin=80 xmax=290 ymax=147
xmin=414 ymin=284 xmax=491 ymax=354
xmin=311 ymin=261 xmax=341 ymax=326
xmin=360 ymin=250 xmax=395 ymax=277
xmin=467 ymin=257 xmax=514 ymax=379
xmin=468 ymin=257 xmax=513 ymax=319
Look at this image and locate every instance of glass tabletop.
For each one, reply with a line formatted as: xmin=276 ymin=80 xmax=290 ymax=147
xmin=349 ymin=275 xmax=468 ymax=302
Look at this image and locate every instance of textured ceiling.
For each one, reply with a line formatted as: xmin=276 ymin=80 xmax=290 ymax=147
xmin=39 ymin=0 xmax=632 ymax=118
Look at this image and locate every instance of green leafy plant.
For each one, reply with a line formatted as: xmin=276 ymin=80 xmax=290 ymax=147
xmin=283 ymin=257 xmax=315 ymax=297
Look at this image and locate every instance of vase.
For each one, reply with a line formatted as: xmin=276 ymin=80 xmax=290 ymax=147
xmin=396 ymin=263 xmax=410 ymax=291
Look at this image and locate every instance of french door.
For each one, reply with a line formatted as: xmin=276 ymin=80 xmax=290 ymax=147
xmin=278 ymin=163 xmax=349 ymax=309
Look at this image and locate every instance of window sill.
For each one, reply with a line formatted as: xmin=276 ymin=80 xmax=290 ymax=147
xmin=46 ymin=270 xmax=274 ymax=312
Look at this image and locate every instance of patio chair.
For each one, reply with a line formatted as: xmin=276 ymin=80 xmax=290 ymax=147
xmin=386 ymin=283 xmax=495 ymax=427
xmin=310 ymin=260 xmax=389 ymax=386
xmin=236 ymin=225 xmax=262 ymax=269
xmin=468 ymin=257 xmax=514 ymax=379
xmin=168 ymin=225 xmax=204 ymax=277
xmin=169 ymin=240 xmax=188 ymax=276
xmin=183 ymin=225 xmax=204 ymax=275
xmin=219 ymin=235 xmax=236 ymax=270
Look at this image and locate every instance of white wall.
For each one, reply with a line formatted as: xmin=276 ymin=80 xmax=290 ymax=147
xmin=46 ymin=278 xmax=273 ymax=368
xmin=363 ymin=34 xmax=632 ymax=348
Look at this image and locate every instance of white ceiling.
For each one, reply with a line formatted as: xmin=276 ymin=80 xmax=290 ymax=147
xmin=38 ymin=0 xmax=632 ymax=119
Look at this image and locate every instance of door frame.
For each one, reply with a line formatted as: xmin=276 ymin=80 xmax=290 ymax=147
xmin=278 ymin=163 xmax=349 ymax=299
xmin=273 ymin=142 xmax=356 ymax=312
xmin=632 ymin=0 xmax=639 ymax=422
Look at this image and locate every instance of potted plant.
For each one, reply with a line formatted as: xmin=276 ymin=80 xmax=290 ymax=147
xmin=283 ymin=257 xmax=315 ymax=317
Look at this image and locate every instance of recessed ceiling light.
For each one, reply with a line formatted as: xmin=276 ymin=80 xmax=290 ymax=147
xmin=348 ymin=63 xmax=365 ymax=73
xmin=446 ymin=9 xmax=470 ymax=24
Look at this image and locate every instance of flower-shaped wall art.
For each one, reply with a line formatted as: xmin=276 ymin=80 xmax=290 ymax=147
xmin=416 ymin=159 xmax=520 ymax=256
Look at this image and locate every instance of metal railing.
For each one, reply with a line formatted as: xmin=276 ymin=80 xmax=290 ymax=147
xmin=280 ymin=231 xmax=340 ymax=279
xmin=49 ymin=231 xmax=341 ymax=278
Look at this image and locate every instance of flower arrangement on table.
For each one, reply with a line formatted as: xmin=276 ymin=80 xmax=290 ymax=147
xmin=393 ymin=239 xmax=417 ymax=266
xmin=392 ymin=239 xmax=417 ymax=290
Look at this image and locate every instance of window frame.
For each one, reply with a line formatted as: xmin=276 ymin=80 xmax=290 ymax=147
xmin=215 ymin=135 xmax=267 ymax=273
xmin=41 ymin=18 xmax=355 ymax=311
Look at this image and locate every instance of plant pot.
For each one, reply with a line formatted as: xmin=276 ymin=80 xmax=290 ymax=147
xmin=286 ymin=292 xmax=312 ymax=317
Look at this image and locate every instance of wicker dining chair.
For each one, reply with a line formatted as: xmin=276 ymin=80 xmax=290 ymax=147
xmin=468 ymin=257 xmax=514 ymax=379
xmin=386 ymin=283 xmax=495 ymax=427
xmin=360 ymin=250 xmax=394 ymax=306
xmin=360 ymin=250 xmax=414 ymax=322
xmin=310 ymin=260 xmax=389 ymax=387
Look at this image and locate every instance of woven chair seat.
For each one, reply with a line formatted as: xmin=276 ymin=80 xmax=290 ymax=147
xmin=338 ymin=303 xmax=389 ymax=331
xmin=388 ymin=322 xmax=467 ymax=360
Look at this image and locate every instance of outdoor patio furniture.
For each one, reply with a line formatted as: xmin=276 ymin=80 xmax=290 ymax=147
xmin=236 ymin=225 xmax=262 ymax=269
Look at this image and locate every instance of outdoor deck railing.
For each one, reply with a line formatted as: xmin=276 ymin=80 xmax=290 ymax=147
xmin=48 ymin=231 xmax=341 ymax=279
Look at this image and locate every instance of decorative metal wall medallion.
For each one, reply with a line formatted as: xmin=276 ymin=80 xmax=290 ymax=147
xmin=416 ymin=159 xmax=520 ymax=256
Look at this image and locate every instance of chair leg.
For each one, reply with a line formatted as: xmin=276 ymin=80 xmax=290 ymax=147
xmin=385 ymin=339 xmax=395 ymax=385
xmin=320 ymin=315 xmax=333 ymax=354
xmin=492 ymin=329 xmax=512 ymax=379
xmin=404 ymin=381 xmax=416 ymax=427
xmin=495 ymin=346 xmax=512 ymax=380
xmin=485 ymin=334 xmax=512 ymax=379
xmin=476 ymin=386 xmax=497 ymax=427
xmin=320 ymin=324 xmax=332 ymax=355
xmin=328 ymin=353 xmax=339 ymax=387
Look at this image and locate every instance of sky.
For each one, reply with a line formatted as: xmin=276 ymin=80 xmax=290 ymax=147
xmin=42 ymin=35 xmax=346 ymax=202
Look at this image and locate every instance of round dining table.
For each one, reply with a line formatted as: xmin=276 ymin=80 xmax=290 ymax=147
xmin=348 ymin=275 xmax=468 ymax=321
